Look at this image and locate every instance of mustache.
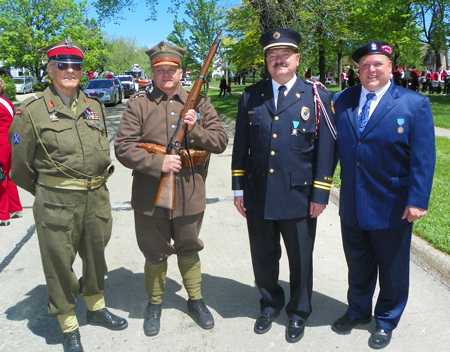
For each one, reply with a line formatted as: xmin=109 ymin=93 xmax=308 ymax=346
xmin=273 ymin=62 xmax=287 ymax=68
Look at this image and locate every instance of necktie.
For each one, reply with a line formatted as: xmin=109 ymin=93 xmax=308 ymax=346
xmin=358 ymin=93 xmax=376 ymax=134
xmin=70 ymin=99 xmax=77 ymax=116
xmin=277 ymin=85 xmax=287 ymax=109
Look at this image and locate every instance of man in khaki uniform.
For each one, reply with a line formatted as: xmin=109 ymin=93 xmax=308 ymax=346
xmin=114 ymin=41 xmax=228 ymax=336
xmin=9 ymin=37 xmax=127 ymax=352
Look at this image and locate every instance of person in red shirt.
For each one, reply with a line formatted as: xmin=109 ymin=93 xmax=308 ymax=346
xmin=409 ymin=66 xmax=420 ymax=92
xmin=392 ymin=65 xmax=402 ymax=86
xmin=420 ymin=68 xmax=428 ymax=93
xmin=434 ymin=67 xmax=445 ymax=94
xmin=0 ymin=78 xmax=22 ymax=226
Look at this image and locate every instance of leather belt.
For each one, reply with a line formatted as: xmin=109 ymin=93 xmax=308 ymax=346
xmin=139 ymin=143 xmax=209 ymax=168
xmin=37 ymin=165 xmax=115 ymax=190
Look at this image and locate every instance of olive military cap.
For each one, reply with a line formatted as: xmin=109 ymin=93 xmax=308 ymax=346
xmin=39 ymin=37 xmax=87 ymax=64
xmin=259 ymin=28 xmax=301 ymax=53
xmin=146 ymin=41 xmax=186 ymax=67
xmin=352 ymin=41 xmax=393 ymax=63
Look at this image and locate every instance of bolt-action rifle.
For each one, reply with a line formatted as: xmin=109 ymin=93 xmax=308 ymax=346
xmin=154 ymin=30 xmax=222 ymax=210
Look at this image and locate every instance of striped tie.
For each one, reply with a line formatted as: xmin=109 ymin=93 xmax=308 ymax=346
xmin=358 ymin=93 xmax=375 ymax=134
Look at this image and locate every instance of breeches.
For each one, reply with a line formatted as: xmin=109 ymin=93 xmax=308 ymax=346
xmin=134 ymin=211 xmax=204 ymax=264
xmin=33 ymin=184 xmax=112 ymax=316
xmin=246 ymin=210 xmax=317 ymax=321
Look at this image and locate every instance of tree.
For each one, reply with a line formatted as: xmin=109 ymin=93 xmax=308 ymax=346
xmin=102 ymin=35 xmax=150 ymax=75
xmin=224 ymin=1 xmax=265 ymax=83
xmin=0 ymin=0 xmax=106 ymax=81
xmin=167 ymin=0 xmax=223 ymax=78
xmin=416 ymin=0 xmax=450 ymax=69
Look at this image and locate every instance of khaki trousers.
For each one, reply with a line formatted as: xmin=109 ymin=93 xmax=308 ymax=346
xmin=33 ymin=183 xmax=112 ymax=316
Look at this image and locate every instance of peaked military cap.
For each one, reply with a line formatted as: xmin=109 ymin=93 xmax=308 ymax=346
xmin=259 ymin=29 xmax=301 ymax=53
xmin=39 ymin=37 xmax=86 ymax=64
xmin=146 ymin=41 xmax=186 ymax=67
xmin=352 ymin=41 xmax=393 ymax=63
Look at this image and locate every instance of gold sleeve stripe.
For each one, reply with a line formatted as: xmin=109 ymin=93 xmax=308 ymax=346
xmin=232 ymin=170 xmax=245 ymax=176
xmin=313 ymin=182 xmax=331 ymax=191
xmin=314 ymin=180 xmax=332 ymax=187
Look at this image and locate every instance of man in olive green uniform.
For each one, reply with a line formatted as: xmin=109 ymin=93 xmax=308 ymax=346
xmin=114 ymin=41 xmax=228 ymax=336
xmin=9 ymin=38 xmax=127 ymax=352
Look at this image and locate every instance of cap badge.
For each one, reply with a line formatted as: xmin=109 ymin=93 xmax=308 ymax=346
xmin=273 ymin=31 xmax=281 ymax=40
xmin=381 ymin=44 xmax=393 ymax=55
xmin=371 ymin=43 xmax=377 ymax=51
xmin=160 ymin=43 xmax=167 ymax=52
xmin=65 ymin=37 xmax=73 ymax=49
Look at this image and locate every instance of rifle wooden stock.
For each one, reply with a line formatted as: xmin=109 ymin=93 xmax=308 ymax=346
xmin=154 ymin=30 xmax=222 ymax=210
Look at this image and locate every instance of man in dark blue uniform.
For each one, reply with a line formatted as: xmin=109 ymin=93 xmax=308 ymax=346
xmin=332 ymin=41 xmax=435 ymax=349
xmin=231 ymin=28 xmax=336 ymax=343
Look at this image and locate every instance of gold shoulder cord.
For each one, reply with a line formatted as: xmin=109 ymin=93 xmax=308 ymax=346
xmin=26 ymin=106 xmax=93 ymax=180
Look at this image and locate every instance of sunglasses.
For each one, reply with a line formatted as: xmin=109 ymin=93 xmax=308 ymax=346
xmin=53 ymin=62 xmax=83 ymax=71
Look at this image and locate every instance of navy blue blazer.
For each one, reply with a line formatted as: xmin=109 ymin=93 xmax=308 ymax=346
xmin=232 ymin=75 xmax=336 ymax=220
xmin=333 ymin=80 xmax=435 ymax=230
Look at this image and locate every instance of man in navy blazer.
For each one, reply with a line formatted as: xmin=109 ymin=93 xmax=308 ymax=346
xmin=231 ymin=28 xmax=336 ymax=343
xmin=332 ymin=41 xmax=435 ymax=349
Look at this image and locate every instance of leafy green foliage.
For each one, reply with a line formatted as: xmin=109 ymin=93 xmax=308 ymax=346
xmin=1 ymin=75 xmax=16 ymax=101
xmin=0 ymin=0 xmax=107 ymax=80
xmin=167 ymin=0 xmax=223 ymax=78
xmin=102 ymin=36 xmax=150 ymax=75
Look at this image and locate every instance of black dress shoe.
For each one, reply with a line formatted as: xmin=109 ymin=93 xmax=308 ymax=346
xmin=332 ymin=313 xmax=371 ymax=334
xmin=86 ymin=308 xmax=128 ymax=330
xmin=143 ymin=303 xmax=162 ymax=336
xmin=368 ymin=326 xmax=392 ymax=349
xmin=254 ymin=313 xmax=278 ymax=334
xmin=63 ymin=328 xmax=84 ymax=352
xmin=285 ymin=319 xmax=305 ymax=343
xmin=187 ymin=299 xmax=215 ymax=329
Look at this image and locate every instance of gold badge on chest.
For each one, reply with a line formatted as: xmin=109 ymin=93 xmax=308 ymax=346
xmin=301 ymin=106 xmax=310 ymax=121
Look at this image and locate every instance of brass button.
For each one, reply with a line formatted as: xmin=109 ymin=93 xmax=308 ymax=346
xmin=269 ymin=169 xmax=274 ymax=174
xmin=304 ymin=181 xmax=307 ymax=185
xmin=274 ymin=116 xmax=279 ymax=121
xmin=302 ymin=128 xmax=306 ymax=132
xmin=270 ymin=151 xmax=275 ymax=156
xmin=272 ymin=133 xmax=277 ymax=138
xmin=249 ymin=122 xmax=253 ymax=125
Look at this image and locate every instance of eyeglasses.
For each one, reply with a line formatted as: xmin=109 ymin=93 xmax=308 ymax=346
xmin=52 ymin=62 xmax=83 ymax=71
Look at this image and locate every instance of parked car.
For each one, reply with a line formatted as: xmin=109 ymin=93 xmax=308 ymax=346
xmin=311 ymin=76 xmax=337 ymax=86
xmin=116 ymin=75 xmax=138 ymax=97
xmin=13 ymin=77 xmax=34 ymax=94
xmin=325 ymin=77 xmax=337 ymax=85
xmin=180 ymin=78 xmax=192 ymax=86
xmin=113 ymin=77 xmax=124 ymax=104
xmin=83 ymin=79 xmax=120 ymax=106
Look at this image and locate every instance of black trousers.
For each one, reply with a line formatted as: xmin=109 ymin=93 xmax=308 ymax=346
xmin=246 ymin=210 xmax=317 ymax=321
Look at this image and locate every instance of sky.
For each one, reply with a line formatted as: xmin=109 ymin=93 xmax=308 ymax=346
xmin=87 ymin=0 xmax=238 ymax=49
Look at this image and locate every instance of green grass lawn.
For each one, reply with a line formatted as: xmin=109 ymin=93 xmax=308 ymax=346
xmin=209 ymin=82 xmax=450 ymax=255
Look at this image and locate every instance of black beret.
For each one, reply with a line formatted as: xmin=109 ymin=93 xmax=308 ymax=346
xmin=351 ymin=41 xmax=393 ymax=63
xmin=259 ymin=29 xmax=301 ymax=53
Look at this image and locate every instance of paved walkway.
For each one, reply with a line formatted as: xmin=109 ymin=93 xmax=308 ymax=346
xmin=1 ymin=98 xmax=449 ymax=352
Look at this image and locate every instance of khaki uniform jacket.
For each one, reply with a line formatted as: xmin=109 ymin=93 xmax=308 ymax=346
xmin=9 ymin=84 xmax=111 ymax=195
xmin=114 ymin=84 xmax=228 ymax=219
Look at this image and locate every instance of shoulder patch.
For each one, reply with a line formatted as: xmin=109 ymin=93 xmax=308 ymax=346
xmin=130 ymin=93 xmax=146 ymax=103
